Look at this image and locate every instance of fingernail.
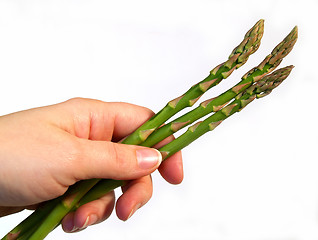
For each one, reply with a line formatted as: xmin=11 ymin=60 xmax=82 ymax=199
xmin=126 ymin=203 xmax=141 ymax=221
xmin=136 ymin=148 xmax=162 ymax=169
xmin=79 ymin=216 xmax=90 ymax=230
xmin=70 ymin=226 xmax=79 ymax=233
xmin=63 ymin=216 xmax=77 ymax=233
xmin=88 ymin=214 xmax=98 ymax=226
xmin=78 ymin=214 xmax=98 ymax=230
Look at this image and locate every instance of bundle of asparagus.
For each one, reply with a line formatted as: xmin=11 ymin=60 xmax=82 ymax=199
xmin=2 ymin=19 xmax=297 ymax=240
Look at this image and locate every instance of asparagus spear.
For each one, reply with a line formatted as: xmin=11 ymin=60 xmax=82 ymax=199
xmin=159 ymin=65 xmax=294 ymax=158
xmin=79 ymin=26 xmax=297 ymax=207
xmin=121 ymin=19 xmax=264 ymax=145
xmin=11 ymin=20 xmax=264 ymax=240
xmin=26 ymin=179 xmax=99 ymax=240
xmin=29 ymin=24 xmax=294 ymax=240
xmin=1 ymin=21 xmax=295 ymax=240
xmin=141 ymin=26 xmax=298 ymax=148
xmin=66 ymin=65 xmax=294 ymax=209
xmin=71 ymin=25 xmax=297 ymax=211
xmin=79 ymin=23 xmax=298 ymax=212
xmin=1 ymin=197 xmax=62 ymax=240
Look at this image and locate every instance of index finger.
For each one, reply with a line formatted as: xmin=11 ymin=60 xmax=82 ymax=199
xmin=58 ymin=99 xmax=154 ymax=142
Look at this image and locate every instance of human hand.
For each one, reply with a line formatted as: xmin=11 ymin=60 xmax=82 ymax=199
xmin=0 ymin=98 xmax=183 ymax=232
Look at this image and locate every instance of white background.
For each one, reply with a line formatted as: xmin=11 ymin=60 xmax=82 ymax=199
xmin=0 ymin=0 xmax=317 ymax=239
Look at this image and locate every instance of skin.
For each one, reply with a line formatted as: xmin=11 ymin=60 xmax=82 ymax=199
xmin=0 ymin=98 xmax=183 ymax=232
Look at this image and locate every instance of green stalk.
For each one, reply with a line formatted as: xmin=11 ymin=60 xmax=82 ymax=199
xmin=44 ymin=25 xmax=296 ymax=238
xmin=28 ymin=179 xmax=99 ymax=240
xmin=1 ymin=198 xmax=61 ymax=240
xmin=11 ymin=20 xmax=264 ymax=240
xmin=76 ymin=180 xmax=125 ymax=207
xmin=159 ymin=66 xmax=294 ymax=159
xmin=1 ymin=21 xmax=296 ymax=240
xmin=69 ymin=65 xmax=294 ymax=211
xmin=80 ymin=26 xmax=297 ymax=206
xmin=141 ymin=26 xmax=298 ymax=148
xmin=16 ymin=223 xmax=42 ymax=240
xmin=121 ymin=19 xmax=264 ymax=145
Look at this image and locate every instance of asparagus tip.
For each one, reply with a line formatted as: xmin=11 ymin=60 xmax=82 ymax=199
xmin=255 ymin=65 xmax=294 ymax=98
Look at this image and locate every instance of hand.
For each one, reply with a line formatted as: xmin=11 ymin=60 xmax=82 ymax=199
xmin=0 ymin=98 xmax=183 ymax=232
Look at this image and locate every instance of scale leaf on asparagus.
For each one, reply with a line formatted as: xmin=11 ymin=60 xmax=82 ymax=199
xmin=1 ymin=21 xmax=298 ymax=240
xmin=122 ymin=19 xmax=264 ymax=145
xmin=159 ymin=65 xmax=294 ymax=159
xmin=141 ymin=26 xmax=298 ymax=148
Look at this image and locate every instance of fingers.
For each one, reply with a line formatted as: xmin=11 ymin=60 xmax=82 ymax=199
xmin=105 ymin=102 xmax=155 ymax=142
xmin=116 ymin=175 xmax=153 ymax=221
xmin=0 ymin=206 xmax=24 ymax=217
xmin=153 ymin=136 xmax=184 ymax=184
xmin=158 ymin=151 xmax=183 ymax=184
xmin=72 ymin=139 xmax=162 ymax=181
xmin=60 ymin=98 xmax=182 ymax=185
xmin=62 ymin=175 xmax=154 ymax=232
xmin=62 ymin=191 xmax=115 ymax=233
xmin=56 ymin=99 xmax=182 ymax=229
xmin=60 ymin=99 xmax=154 ymax=141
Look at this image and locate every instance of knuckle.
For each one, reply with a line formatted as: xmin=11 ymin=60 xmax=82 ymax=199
xmin=65 ymin=97 xmax=86 ymax=106
xmin=67 ymin=138 xmax=83 ymax=161
xmin=62 ymin=137 xmax=84 ymax=171
xmin=141 ymin=177 xmax=153 ymax=200
xmin=108 ymin=143 xmax=126 ymax=168
xmin=67 ymin=97 xmax=85 ymax=103
xmin=106 ymin=143 xmax=133 ymax=177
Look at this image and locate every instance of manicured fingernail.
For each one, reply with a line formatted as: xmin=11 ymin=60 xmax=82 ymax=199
xmin=136 ymin=148 xmax=162 ymax=169
xmin=79 ymin=216 xmax=90 ymax=230
xmin=70 ymin=226 xmax=79 ymax=233
xmin=78 ymin=214 xmax=98 ymax=230
xmin=63 ymin=216 xmax=76 ymax=233
xmin=126 ymin=203 xmax=141 ymax=221
xmin=88 ymin=214 xmax=98 ymax=226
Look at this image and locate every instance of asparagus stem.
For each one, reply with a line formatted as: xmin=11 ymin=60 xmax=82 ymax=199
xmin=141 ymin=26 xmax=298 ymax=148
xmin=15 ymin=20 xmax=264 ymax=240
xmin=1 ymin=197 xmax=62 ymax=240
xmin=77 ymin=26 xmax=298 ymax=209
xmin=159 ymin=66 xmax=294 ymax=159
xmin=1 ymin=22 xmax=297 ymax=240
xmin=79 ymin=66 xmax=294 ymax=204
xmin=28 ymin=179 xmax=99 ymax=240
xmin=60 ymin=24 xmax=298 ymax=231
xmin=76 ymin=180 xmax=125 ymax=207
xmin=121 ymin=19 xmax=264 ymax=145
xmin=16 ymin=222 xmax=43 ymax=240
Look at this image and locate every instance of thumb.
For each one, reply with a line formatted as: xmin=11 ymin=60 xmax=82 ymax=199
xmin=73 ymin=139 xmax=162 ymax=181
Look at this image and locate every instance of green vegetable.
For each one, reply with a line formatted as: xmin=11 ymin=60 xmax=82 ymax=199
xmin=121 ymin=19 xmax=264 ymax=145
xmin=1 ymin=20 xmax=297 ymax=240
xmin=159 ymin=65 xmax=294 ymax=159
xmin=141 ymin=26 xmax=297 ymax=148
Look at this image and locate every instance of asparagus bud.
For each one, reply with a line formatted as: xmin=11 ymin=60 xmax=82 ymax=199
xmin=141 ymin=27 xmax=297 ymax=148
xmin=1 ymin=22 xmax=297 ymax=240
xmin=122 ymin=20 xmax=265 ymax=145
xmin=69 ymin=66 xmax=295 ymax=211
xmin=159 ymin=66 xmax=294 ymax=159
